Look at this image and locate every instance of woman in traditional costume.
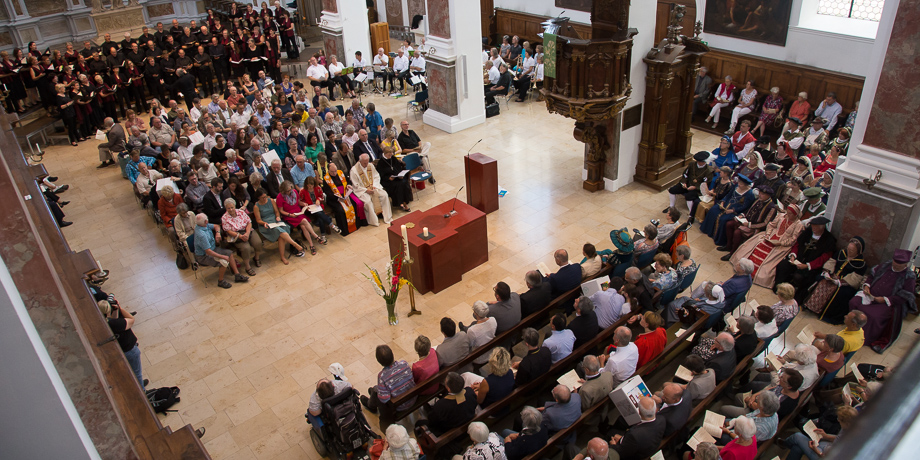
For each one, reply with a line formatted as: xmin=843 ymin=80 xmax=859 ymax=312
xmin=700 ymin=174 xmax=755 ymax=245
xmin=730 ymin=203 xmax=805 ymax=288
xmin=849 ymin=249 xmax=917 ymax=353
xmin=804 ymin=236 xmax=867 ymax=324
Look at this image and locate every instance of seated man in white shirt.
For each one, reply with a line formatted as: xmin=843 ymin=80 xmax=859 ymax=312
xmin=352 ymin=50 xmax=370 ymax=76
xmin=483 ymin=61 xmax=500 ymax=91
xmin=372 ymin=48 xmax=395 ymax=92
xmin=599 ymin=326 xmax=638 ymax=385
xmin=512 ymin=49 xmax=536 ymax=102
xmin=306 ymin=56 xmax=336 ymax=100
xmin=392 ymin=48 xmax=411 ymax=92
xmin=409 ymin=53 xmax=427 ymax=90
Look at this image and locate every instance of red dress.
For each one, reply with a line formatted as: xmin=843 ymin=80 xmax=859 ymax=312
xmin=634 ymin=328 xmax=667 ymax=368
xmin=276 ymin=190 xmax=307 ymax=226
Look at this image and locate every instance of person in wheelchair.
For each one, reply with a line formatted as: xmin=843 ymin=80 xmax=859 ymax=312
xmin=307 ymin=380 xmax=380 ymax=459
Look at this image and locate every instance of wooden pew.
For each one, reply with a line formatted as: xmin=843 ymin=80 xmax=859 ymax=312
xmin=416 ymin=311 xmax=637 ymax=458
xmin=379 ymin=264 xmax=615 ymax=425
xmin=653 ymin=340 xmax=766 ymax=455
xmin=520 ymin=314 xmax=712 ymax=460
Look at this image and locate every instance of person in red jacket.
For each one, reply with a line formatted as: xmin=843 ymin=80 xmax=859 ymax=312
xmin=629 ymin=311 xmax=667 ymax=368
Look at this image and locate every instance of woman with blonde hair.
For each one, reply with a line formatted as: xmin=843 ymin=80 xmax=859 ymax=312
xmin=467 ymin=347 xmax=514 ymax=409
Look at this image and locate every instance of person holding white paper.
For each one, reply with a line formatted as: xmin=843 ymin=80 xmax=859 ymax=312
xmin=715 ymin=415 xmax=758 ymax=460
xmin=349 ymin=153 xmax=393 ymax=226
xmin=376 ymin=146 xmax=412 ymax=212
xmin=251 ymin=188 xmax=305 ymax=264
xmin=782 ymin=406 xmax=857 ymax=460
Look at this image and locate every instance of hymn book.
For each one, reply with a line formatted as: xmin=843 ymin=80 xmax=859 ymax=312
xmin=676 ymin=328 xmax=695 ymax=342
xmin=766 ymin=352 xmax=783 ymax=371
xmin=557 ymin=369 xmax=583 ymax=392
xmin=797 ymin=325 xmax=816 ymax=345
xmin=702 ymin=411 xmax=725 ymax=438
xmin=581 ymin=276 xmax=611 ymax=297
xmin=536 ymin=262 xmax=551 ymax=277
xmin=650 ymin=451 xmax=664 ymax=460
xmin=724 ymin=313 xmax=738 ymax=331
xmin=850 ymin=363 xmax=864 ymax=382
xmin=803 ymin=420 xmax=822 ymax=443
xmin=686 ymin=427 xmax=717 ymax=451
xmin=674 ymin=365 xmax=693 ymax=383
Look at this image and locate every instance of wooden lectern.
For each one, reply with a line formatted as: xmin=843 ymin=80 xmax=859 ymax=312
xmin=464 ymin=153 xmax=499 ymax=214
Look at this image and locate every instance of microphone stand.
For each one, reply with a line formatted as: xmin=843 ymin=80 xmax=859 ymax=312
xmin=444 ymin=186 xmax=465 ymax=218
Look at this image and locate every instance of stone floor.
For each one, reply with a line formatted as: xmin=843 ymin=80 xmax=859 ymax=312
xmin=39 ymin=85 xmax=917 ymax=460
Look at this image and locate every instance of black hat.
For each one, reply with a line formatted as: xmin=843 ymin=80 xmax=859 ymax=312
xmin=693 ymin=151 xmax=710 ymax=162
xmin=797 ymin=156 xmax=809 ymax=165
xmin=788 ymin=117 xmax=802 ymax=125
xmin=764 ymin=163 xmax=781 ymax=171
xmin=757 ymin=135 xmax=772 ymax=145
xmin=811 ymin=216 xmax=830 ymax=225
xmin=757 ymin=185 xmax=774 ymax=195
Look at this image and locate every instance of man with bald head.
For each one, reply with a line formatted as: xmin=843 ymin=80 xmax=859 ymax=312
xmin=349 ymin=153 xmax=392 ymax=226
xmin=545 ymin=249 xmax=583 ymax=297
xmin=704 ymin=332 xmax=737 ymax=383
xmin=600 ymin=326 xmax=638 ymax=385
xmin=655 ymin=382 xmax=692 ymax=436
xmin=576 ymin=355 xmax=614 ymax=429
xmin=572 ymin=437 xmax=614 ymax=460
xmin=625 ymin=267 xmax=655 ymax=312
xmin=609 ymin=396 xmax=665 ymax=460
xmin=539 ymin=384 xmax=582 ymax=435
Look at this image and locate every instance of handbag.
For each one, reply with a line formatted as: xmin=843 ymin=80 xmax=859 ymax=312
xmin=175 ymin=251 xmax=189 ymax=270
xmin=485 ymin=102 xmax=500 ymax=118
xmin=804 ymin=279 xmax=836 ymax=313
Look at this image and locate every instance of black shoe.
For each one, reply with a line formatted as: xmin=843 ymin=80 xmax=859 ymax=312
xmin=97 ymin=162 xmax=109 ymax=169
xmin=47 ymin=176 xmax=58 ymax=182
xmin=716 ymin=246 xmax=730 ymax=252
xmin=360 ymin=395 xmax=377 ymax=413
xmin=195 ymin=428 xmax=206 ymax=438
xmin=720 ymin=254 xmax=732 ymax=261
xmin=428 ymin=177 xmax=436 ymax=184
xmin=60 ymin=201 xmax=70 ymax=207
xmin=687 ymin=217 xmax=695 ymax=225
xmin=142 ymin=379 xmax=149 ymax=387
xmin=60 ymin=221 xmax=73 ymax=227
xmin=871 ymin=345 xmax=885 ymax=354
xmin=662 ymin=207 xmax=670 ymax=213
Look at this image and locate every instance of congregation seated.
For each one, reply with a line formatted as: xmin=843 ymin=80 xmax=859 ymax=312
xmin=654 ymin=382 xmax=693 ymax=437
xmin=624 ymin=267 xmax=655 ymax=312
xmin=361 ymin=344 xmax=416 ymax=426
xmin=380 ymin=424 xmax=420 ymax=460
xmin=486 ymin=281 xmax=522 ymax=334
xmin=632 ymin=224 xmax=659 ymax=255
xmin=466 ymin=348 xmax=515 ymax=409
xmin=569 ymin=295 xmax=599 ymax=348
xmin=609 ymin=396 xmax=665 ymax=460
xmin=721 ymin=369 xmax=803 ymax=420
xmin=598 ymin=326 xmax=638 ymax=385
xmin=577 ymin=355 xmax=614 ymax=427
xmin=628 ymin=311 xmax=666 ymax=368
xmin=750 ymin=306 xmax=778 ymax=339
xmin=746 ymin=343 xmax=819 ymax=393
xmin=465 ymin=301 xmax=498 ymax=368
xmin=544 ymin=249 xmax=583 ymax=297
xmin=436 ymin=317 xmax=471 ymax=370
xmin=502 ymin=406 xmax=548 ymax=460
xmin=511 ymin=328 xmax=552 ymax=387
xmin=192 ymin=212 xmax=247 ymax=288
xmin=657 ymin=207 xmax=683 ymax=243
xmin=544 ymin=313 xmax=576 ymax=364
xmin=718 ymin=392 xmax=780 ymax=446
xmin=699 ymin=332 xmax=736 ymax=383
xmin=306 ymin=377 xmax=352 ymax=425
xmin=846 ymin=249 xmax=916 ymax=353
xmin=411 ymin=335 xmax=439 ymax=395
xmin=699 ymin=415 xmax=758 ymax=460
xmin=538 ymin=385 xmax=582 ymax=436
xmin=680 ymin=355 xmax=716 ymax=403
xmin=814 ymin=334 xmax=846 ymax=376
xmin=520 ymin=270 xmax=552 ymax=317
xmin=674 ymin=246 xmax=699 ymax=284
xmin=813 ymin=310 xmax=866 ymax=355
xmin=458 ymin=422 xmax=506 ymax=460
xmin=581 ymin=243 xmax=603 ymax=279
xmin=649 ymin=253 xmax=679 ymax=291
xmin=416 ymin=372 xmax=477 ymax=437
xmin=782 ymin=405 xmax=857 ymax=460
xmin=665 ymin=281 xmax=725 ymax=327
xmin=591 ymin=277 xmax=629 ymax=329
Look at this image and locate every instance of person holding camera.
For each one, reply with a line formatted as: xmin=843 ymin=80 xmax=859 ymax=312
xmin=97 ymin=299 xmax=146 ymax=387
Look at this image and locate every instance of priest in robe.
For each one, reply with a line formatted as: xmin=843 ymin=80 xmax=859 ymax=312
xmin=349 ymin=153 xmax=392 ymax=226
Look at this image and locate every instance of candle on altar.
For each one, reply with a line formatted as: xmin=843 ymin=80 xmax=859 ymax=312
xmin=400 ymin=224 xmax=410 ymax=254
xmin=423 ymin=227 xmax=429 ymax=237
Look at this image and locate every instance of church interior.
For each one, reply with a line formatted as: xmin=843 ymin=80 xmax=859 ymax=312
xmin=1 ymin=1 xmax=919 ymax=459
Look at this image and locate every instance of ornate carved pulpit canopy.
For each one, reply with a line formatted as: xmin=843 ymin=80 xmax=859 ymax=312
xmin=540 ymin=0 xmax=637 ymax=192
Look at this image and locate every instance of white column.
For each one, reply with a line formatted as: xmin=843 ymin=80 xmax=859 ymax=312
xmin=321 ymin=0 xmax=371 ymax=60
xmin=422 ymin=0 xmax=485 ymax=133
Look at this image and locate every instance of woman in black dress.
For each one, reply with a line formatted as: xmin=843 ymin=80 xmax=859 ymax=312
xmin=1 ymin=51 xmax=26 ymax=113
xmin=244 ymin=38 xmax=265 ymax=77
xmin=375 ymin=146 xmax=413 ymax=211
xmin=55 ymin=84 xmax=80 ymax=146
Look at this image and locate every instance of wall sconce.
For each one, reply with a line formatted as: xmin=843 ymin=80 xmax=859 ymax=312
xmin=863 ymin=170 xmax=883 ymax=190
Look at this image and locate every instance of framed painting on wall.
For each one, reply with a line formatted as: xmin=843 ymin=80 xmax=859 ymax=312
xmin=703 ymin=0 xmax=794 ymax=46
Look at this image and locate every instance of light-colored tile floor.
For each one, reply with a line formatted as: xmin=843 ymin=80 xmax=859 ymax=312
xmin=41 ymin=87 xmax=917 ymax=459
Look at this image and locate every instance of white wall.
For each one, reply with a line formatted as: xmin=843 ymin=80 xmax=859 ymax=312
xmin=605 ymin=0 xmax=658 ymax=191
xmin=339 ymin=0 xmax=371 ymax=62
xmin=493 ymin=0 xmax=592 ymax=25
xmin=697 ymin=0 xmax=876 ymax=77
xmin=0 ymin=259 xmax=99 ymax=460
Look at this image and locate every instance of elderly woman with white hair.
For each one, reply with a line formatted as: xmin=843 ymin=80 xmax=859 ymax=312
xmin=665 ymin=281 xmax=725 ymax=327
xmin=715 ymin=415 xmax=759 ymax=460
xmin=463 ymin=301 xmax=498 ymax=367
xmin=460 ymin=421 xmax=506 ymax=460
xmin=379 ymin=424 xmax=420 ymax=460
xmin=198 ymin=157 xmax=219 ymax=183
xmin=220 ymin=198 xmax=263 ymax=275
xmin=753 ymin=86 xmax=784 ymax=137
xmin=193 ymin=213 xmax=247 ymax=288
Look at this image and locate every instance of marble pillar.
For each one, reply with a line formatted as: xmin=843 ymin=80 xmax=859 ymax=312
xmin=421 ymin=0 xmax=485 ymax=133
xmin=827 ymin=0 xmax=920 ymax=264
xmin=320 ymin=0 xmax=370 ymax=65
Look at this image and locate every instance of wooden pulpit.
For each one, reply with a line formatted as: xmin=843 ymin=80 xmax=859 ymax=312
xmin=464 ymin=153 xmax=498 ymax=214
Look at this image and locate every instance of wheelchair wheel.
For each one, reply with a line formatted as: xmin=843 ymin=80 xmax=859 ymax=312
xmin=310 ymin=429 xmax=329 ymax=458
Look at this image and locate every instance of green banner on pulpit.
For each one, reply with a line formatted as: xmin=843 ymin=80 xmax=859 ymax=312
xmin=544 ymin=33 xmax=557 ymax=79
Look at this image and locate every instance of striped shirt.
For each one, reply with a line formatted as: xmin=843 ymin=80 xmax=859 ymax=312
xmin=377 ymin=360 xmax=416 ymax=410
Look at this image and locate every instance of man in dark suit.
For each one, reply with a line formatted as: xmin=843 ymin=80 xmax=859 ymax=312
xmin=610 ymin=396 xmax=666 ymax=460
xmin=568 ymin=295 xmax=599 ymax=348
xmin=704 ymin=332 xmax=737 ymax=383
xmin=264 ymin=159 xmax=294 ymax=198
xmin=201 ymin=178 xmax=226 ymax=224
xmin=733 ymin=316 xmax=759 ymax=362
xmin=170 ymin=68 xmax=199 ymax=110
xmin=545 ymin=249 xmax=582 ymax=297
xmin=520 ymin=270 xmax=552 ymax=317
xmin=416 ymin=372 xmax=476 ymax=436
xmin=352 ymin=129 xmax=384 ymax=161
xmin=656 ymin=382 xmax=692 ymax=437
xmin=513 ymin=328 xmax=552 ymax=388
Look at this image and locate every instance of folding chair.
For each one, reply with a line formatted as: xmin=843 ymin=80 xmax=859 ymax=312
xmin=403 ymin=153 xmax=434 ymax=198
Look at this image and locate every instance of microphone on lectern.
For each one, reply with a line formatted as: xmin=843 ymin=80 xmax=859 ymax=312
xmin=444 ymin=186 xmax=465 ymax=218
xmin=467 ymin=139 xmax=482 ymax=157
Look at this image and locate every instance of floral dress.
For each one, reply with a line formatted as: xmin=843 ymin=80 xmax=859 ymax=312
xmin=758 ymin=94 xmax=784 ymax=125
